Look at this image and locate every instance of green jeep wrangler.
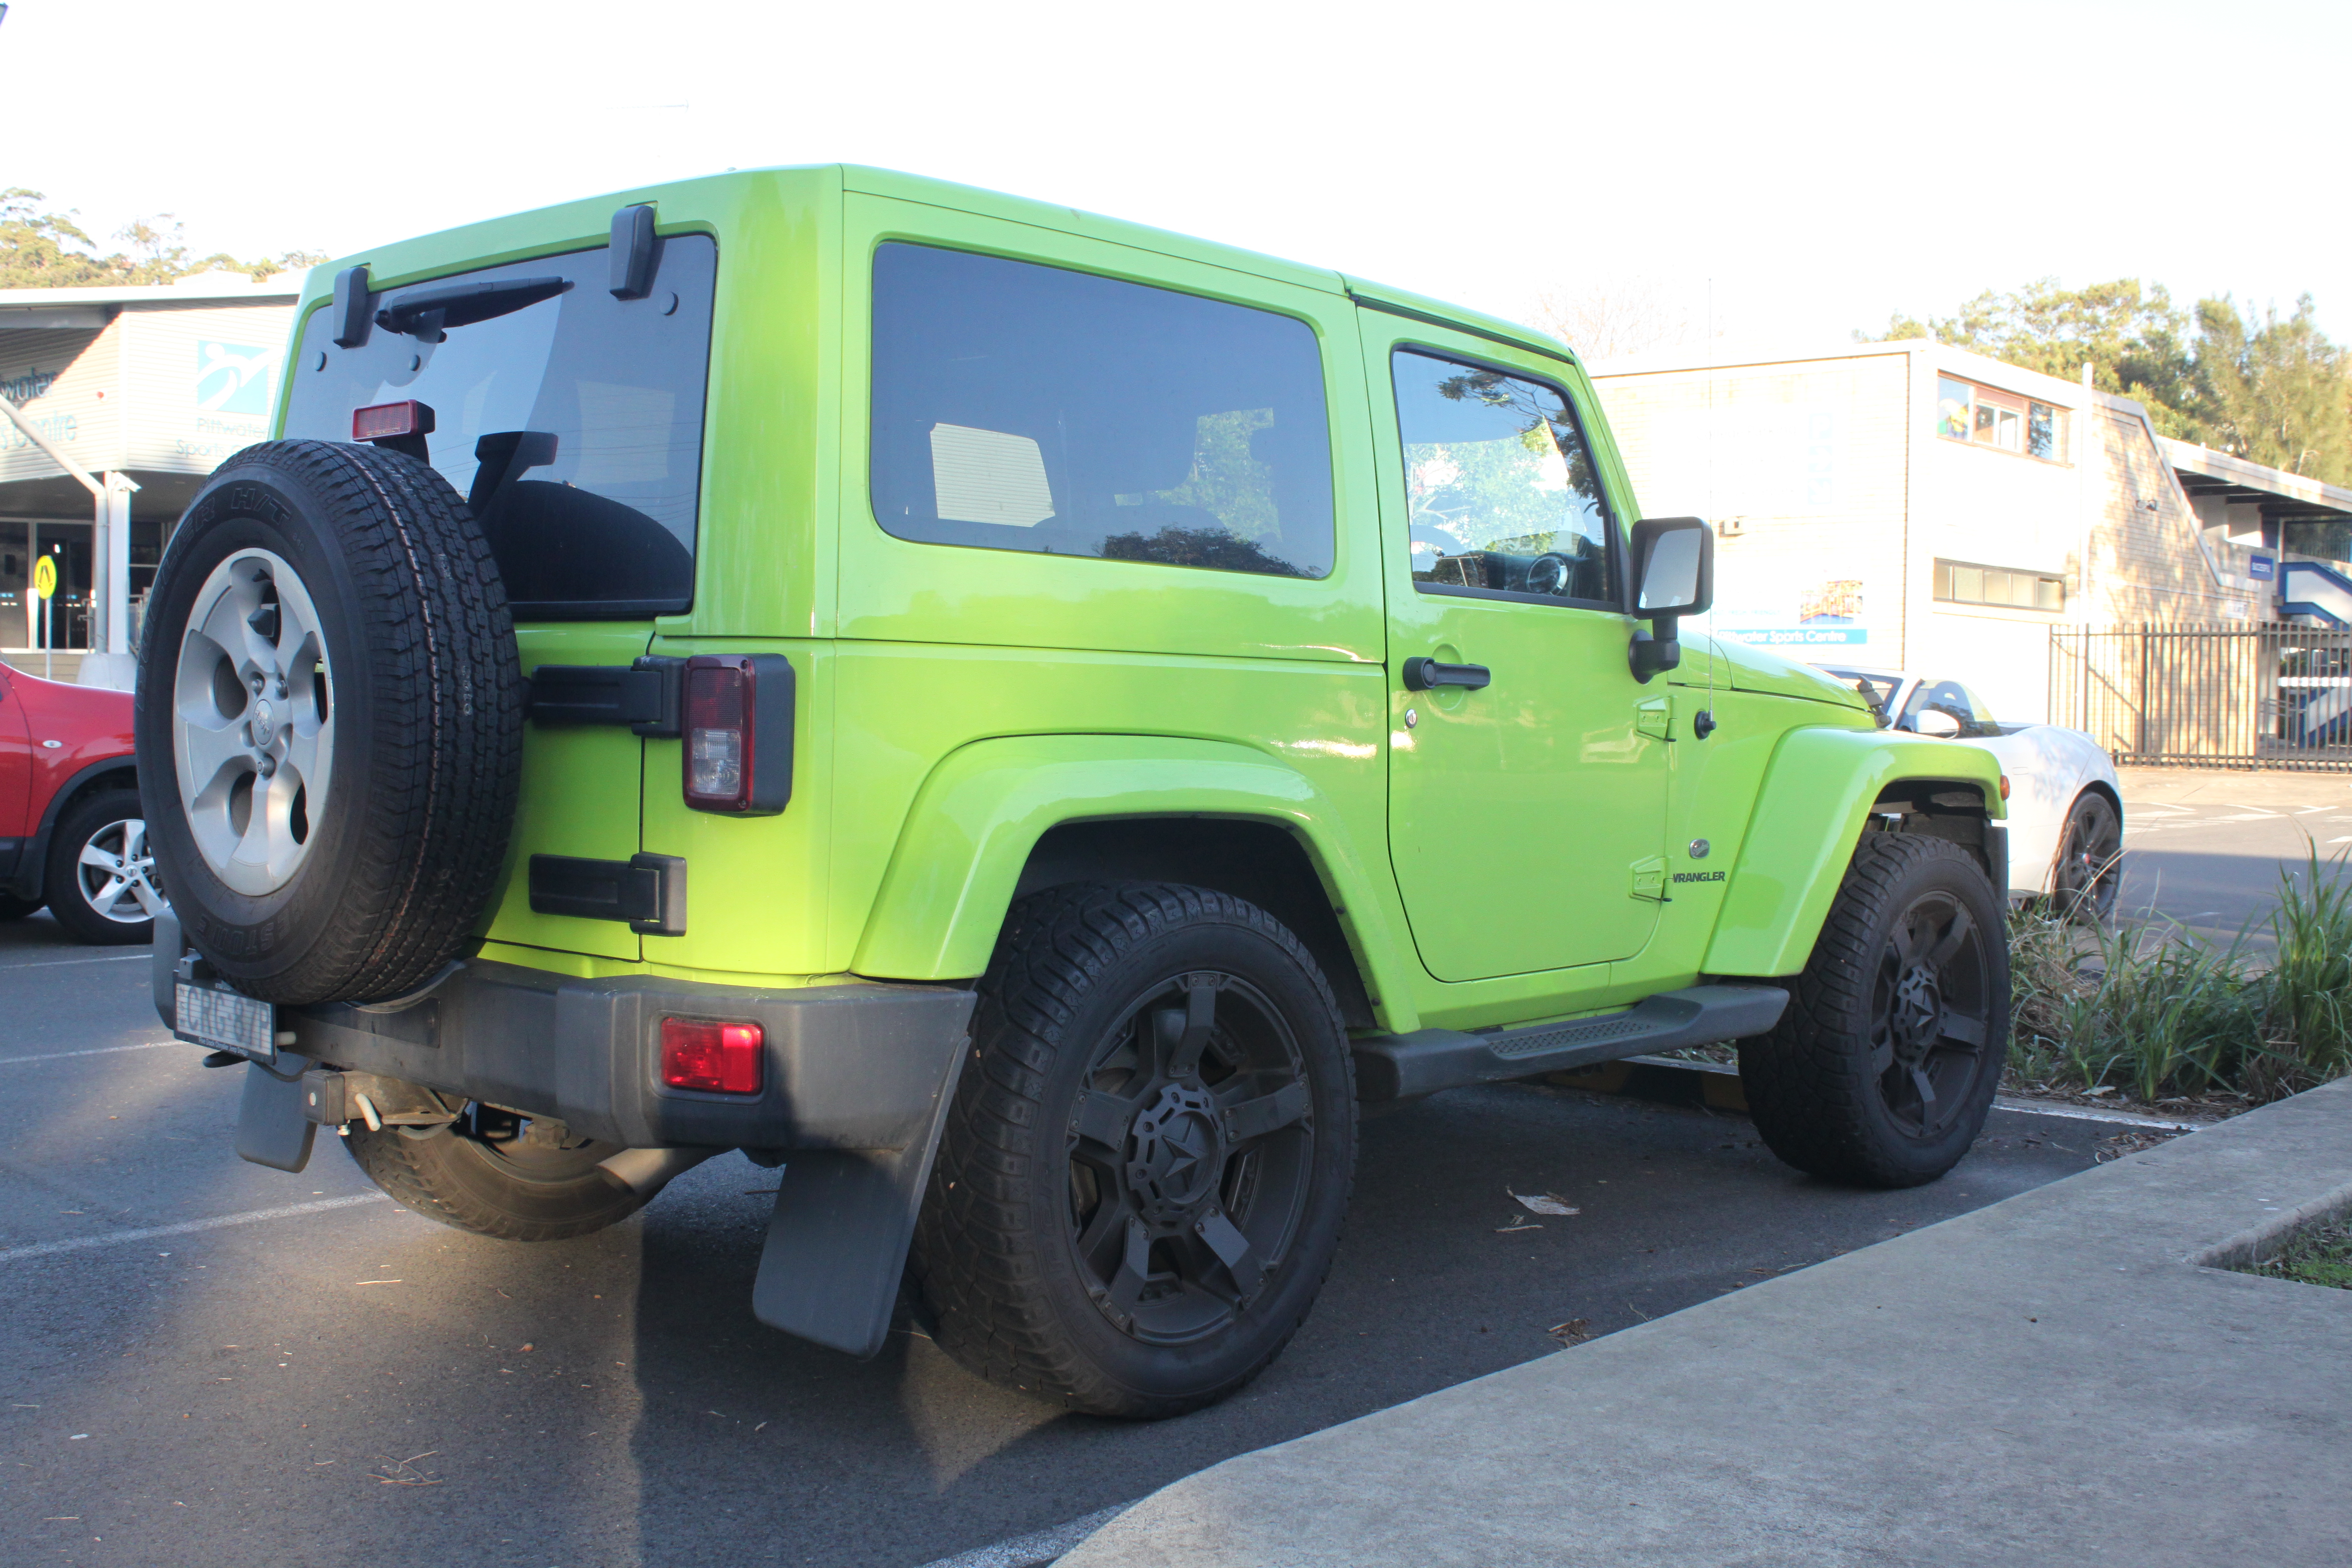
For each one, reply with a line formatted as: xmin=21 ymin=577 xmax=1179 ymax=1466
xmin=141 ymin=167 xmax=2010 ymax=1419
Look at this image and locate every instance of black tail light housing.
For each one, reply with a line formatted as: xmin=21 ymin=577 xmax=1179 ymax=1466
xmin=682 ymin=654 xmax=794 ymax=815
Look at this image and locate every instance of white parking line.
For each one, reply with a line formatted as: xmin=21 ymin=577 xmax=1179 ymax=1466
xmin=1995 ymin=1097 xmax=2202 ymax=1131
xmin=0 ymin=953 xmax=149 ymax=971
xmin=0 ymin=1040 xmax=178 ymax=1067
xmin=915 ymin=1505 xmax=1132 ymax=1568
xmin=0 ymin=1194 xmax=389 ymax=1265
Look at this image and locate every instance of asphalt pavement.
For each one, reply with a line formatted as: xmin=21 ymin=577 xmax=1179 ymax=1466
xmin=2117 ymin=765 xmax=2352 ymax=945
xmin=0 ymin=912 xmax=2126 ymax=1568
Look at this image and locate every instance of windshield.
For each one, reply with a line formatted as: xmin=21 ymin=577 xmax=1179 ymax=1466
xmin=1816 ymin=666 xmax=1903 ymax=716
xmin=282 ymin=236 xmax=716 ymax=618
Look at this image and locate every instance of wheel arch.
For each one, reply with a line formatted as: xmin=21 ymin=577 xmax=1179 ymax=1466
xmin=10 ymin=757 xmax=138 ymax=901
xmin=847 ymin=734 xmax=1420 ymax=1032
xmin=1703 ymin=726 xmax=2007 ymax=978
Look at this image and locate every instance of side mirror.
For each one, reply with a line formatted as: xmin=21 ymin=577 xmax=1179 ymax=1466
xmin=1913 ymin=708 xmax=1962 ymax=738
xmin=1627 ymin=517 xmax=1715 ymax=683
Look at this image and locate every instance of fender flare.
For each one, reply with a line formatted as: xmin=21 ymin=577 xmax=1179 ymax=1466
xmin=849 ymin=734 xmax=1420 ymax=1028
xmin=10 ymin=756 xmax=137 ymax=901
xmin=1702 ymin=727 xmax=2007 ymax=978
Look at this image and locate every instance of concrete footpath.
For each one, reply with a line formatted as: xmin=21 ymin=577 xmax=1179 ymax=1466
xmin=1061 ymin=1080 xmax=2352 ymax=1567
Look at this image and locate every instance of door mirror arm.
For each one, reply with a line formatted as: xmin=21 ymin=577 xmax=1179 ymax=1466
xmin=1630 ymin=615 xmax=1680 ymax=683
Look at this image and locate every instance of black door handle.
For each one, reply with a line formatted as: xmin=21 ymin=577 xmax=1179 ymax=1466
xmin=1403 ymin=657 xmax=1492 ymax=691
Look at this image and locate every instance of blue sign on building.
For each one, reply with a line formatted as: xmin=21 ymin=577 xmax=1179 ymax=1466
xmin=195 ymin=342 xmax=280 ymax=416
xmin=2251 ymin=554 xmax=2276 ymax=581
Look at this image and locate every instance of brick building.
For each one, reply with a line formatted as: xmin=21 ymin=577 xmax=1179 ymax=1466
xmin=1589 ymin=340 xmax=2352 ymax=726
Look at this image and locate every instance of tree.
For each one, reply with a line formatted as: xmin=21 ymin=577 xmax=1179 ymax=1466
xmin=1865 ymin=278 xmax=2352 ymax=486
xmin=2195 ymin=295 xmax=2352 ymax=486
xmin=0 ymin=189 xmax=326 ymax=289
xmin=1870 ymin=278 xmax=2200 ymax=435
xmin=1529 ymin=274 xmax=1696 ymax=361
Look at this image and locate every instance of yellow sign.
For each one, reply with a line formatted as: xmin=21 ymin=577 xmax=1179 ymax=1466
xmin=32 ymin=555 xmax=55 ymax=601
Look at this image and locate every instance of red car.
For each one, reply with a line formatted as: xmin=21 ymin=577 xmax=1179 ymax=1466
xmin=0 ymin=663 xmax=156 ymax=944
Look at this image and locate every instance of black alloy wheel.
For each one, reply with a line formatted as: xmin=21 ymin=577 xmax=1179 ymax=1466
xmin=1867 ymin=886 xmax=1997 ymax=1141
xmin=2052 ymin=791 xmax=2122 ymax=924
xmin=1066 ymin=969 xmax=1318 ymax=1346
xmin=1741 ymin=833 xmax=2010 ymax=1188
xmin=911 ymin=882 xmax=1357 ymax=1419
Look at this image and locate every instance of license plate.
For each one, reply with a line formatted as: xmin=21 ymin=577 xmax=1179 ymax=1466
xmin=175 ymin=982 xmax=277 ymax=1062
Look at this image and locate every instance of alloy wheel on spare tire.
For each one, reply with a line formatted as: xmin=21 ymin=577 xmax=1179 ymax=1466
xmin=134 ymin=440 xmax=526 ymax=1006
xmin=1738 ymin=833 xmax=2009 ymax=1190
xmin=910 ymin=882 xmax=1358 ymax=1420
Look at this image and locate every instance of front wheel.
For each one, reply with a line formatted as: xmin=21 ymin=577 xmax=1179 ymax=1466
xmin=910 ymin=883 xmax=1358 ymax=1419
xmin=1739 ymin=833 xmax=2009 ymax=1189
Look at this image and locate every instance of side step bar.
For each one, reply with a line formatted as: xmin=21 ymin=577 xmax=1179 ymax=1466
xmin=1351 ymin=983 xmax=1788 ymax=1103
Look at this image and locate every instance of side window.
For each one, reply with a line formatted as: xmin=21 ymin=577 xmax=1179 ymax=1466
xmin=869 ymin=244 xmax=1334 ymax=579
xmin=1901 ymin=679 xmax=2000 ymax=738
xmin=1391 ymin=348 xmax=1616 ymax=605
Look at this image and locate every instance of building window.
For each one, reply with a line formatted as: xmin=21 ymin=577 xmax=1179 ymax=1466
xmin=1934 ymin=557 xmax=2064 ymax=611
xmin=1936 ymin=376 xmax=2069 ymax=463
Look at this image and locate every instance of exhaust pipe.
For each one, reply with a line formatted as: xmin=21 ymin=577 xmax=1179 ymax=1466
xmin=596 ymin=1145 xmax=723 ymax=1201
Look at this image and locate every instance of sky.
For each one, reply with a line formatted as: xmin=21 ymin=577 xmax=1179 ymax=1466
xmin=6 ymin=0 xmax=2349 ymax=350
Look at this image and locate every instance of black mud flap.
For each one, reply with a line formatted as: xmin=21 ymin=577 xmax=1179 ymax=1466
xmin=238 ymin=1052 xmax=317 ymax=1173
xmin=751 ymin=1053 xmax=964 ymax=1360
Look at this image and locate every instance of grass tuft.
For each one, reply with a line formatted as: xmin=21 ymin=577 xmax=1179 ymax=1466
xmin=2006 ymin=843 xmax=2352 ymax=1105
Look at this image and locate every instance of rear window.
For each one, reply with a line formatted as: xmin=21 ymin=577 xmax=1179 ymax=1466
xmin=869 ymin=243 xmax=1335 ymax=579
xmin=282 ymin=236 xmax=716 ymax=617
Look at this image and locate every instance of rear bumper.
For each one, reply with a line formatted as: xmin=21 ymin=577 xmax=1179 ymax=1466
xmin=157 ymin=924 xmax=974 ymax=1154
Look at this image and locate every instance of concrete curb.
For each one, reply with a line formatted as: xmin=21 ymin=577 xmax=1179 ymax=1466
xmin=1059 ymin=1078 xmax=2352 ymax=1567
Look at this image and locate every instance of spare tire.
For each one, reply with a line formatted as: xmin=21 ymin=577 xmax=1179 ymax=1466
xmin=134 ymin=440 xmax=525 ymax=1005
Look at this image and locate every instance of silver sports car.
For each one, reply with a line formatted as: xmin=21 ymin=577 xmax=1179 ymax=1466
xmin=1815 ymin=665 xmax=2123 ymax=921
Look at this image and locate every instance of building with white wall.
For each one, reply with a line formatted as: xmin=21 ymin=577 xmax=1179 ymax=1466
xmin=1590 ymin=340 xmax=2351 ymax=725
xmin=0 ymin=273 xmax=297 ymax=679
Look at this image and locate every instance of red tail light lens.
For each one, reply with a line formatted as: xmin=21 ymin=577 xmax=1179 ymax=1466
xmin=352 ymin=399 xmax=435 ymax=442
xmin=660 ymin=1017 xmax=763 ymax=1094
xmin=685 ymin=655 xmax=751 ymax=810
xmin=677 ymin=652 xmax=794 ymax=816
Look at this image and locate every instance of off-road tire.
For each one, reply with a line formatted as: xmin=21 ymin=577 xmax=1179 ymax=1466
xmin=1739 ymin=833 xmax=2009 ymax=1189
xmin=134 ymin=440 xmax=525 ymax=1005
xmin=43 ymin=787 xmax=158 ymax=945
xmin=344 ymin=1118 xmax=645 ymax=1242
xmin=909 ymin=882 xmax=1358 ymax=1420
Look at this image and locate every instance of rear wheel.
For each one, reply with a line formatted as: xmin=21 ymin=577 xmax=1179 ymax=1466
xmin=2051 ymin=790 xmax=2121 ymax=924
xmin=344 ymin=1107 xmax=645 ymax=1242
xmin=1739 ymin=833 xmax=2009 ymax=1189
xmin=910 ymin=883 xmax=1357 ymax=1419
xmin=43 ymin=788 xmax=163 ymax=945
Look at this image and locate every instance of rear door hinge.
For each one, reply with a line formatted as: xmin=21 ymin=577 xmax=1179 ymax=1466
xmin=527 ymin=656 xmax=685 ymax=737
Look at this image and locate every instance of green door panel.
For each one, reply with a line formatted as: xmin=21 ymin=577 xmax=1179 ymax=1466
xmin=481 ymin=625 xmax=651 ymax=962
xmin=1702 ymin=726 xmax=2005 ymax=978
xmin=849 ymin=733 xmax=1416 ymax=1017
xmin=833 ymin=195 xmax=1385 ymax=668
xmin=1362 ymin=313 xmax=1668 ymax=981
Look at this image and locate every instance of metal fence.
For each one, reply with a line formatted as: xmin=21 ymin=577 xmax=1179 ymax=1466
xmin=2049 ymin=624 xmax=2352 ymax=770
